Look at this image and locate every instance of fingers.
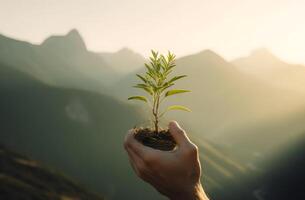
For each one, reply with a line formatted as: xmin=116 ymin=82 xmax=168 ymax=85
xmin=168 ymin=121 xmax=191 ymax=146
xmin=124 ymin=134 xmax=156 ymax=182
xmin=126 ymin=149 xmax=140 ymax=175
xmin=124 ymin=129 xmax=155 ymax=158
xmin=126 ymin=146 xmax=149 ymax=179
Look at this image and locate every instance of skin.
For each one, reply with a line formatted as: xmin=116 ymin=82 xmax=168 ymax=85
xmin=124 ymin=121 xmax=209 ymax=200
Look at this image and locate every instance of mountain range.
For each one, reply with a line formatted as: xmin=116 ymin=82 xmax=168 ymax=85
xmin=0 ymin=58 xmax=257 ymax=199
xmin=0 ymin=29 xmax=143 ymax=94
xmin=114 ymin=48 xmax=305 ymax=163
xmin=1 ymin=29 xmax=305 ymax=199
xmin=233 ymin=48 xmax=305 ymax=94
xmin=99 ymin=47 xmax=145 ymax=73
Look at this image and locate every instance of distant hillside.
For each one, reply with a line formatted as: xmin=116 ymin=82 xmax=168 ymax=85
xmin=249 ymin=134 xmax=305 ymax=200
xmin=114 ymin=49 xmax=305 ymax=166
xmin=0 ymin=61 xmax=258 ymax=200
xmin=173 ymin=50 xmax=305 ymax=158
xmin=0 ymin=29 xmax=118 ymax=92
xmin=233 ymin=48 xmax=305 ymax=93
xmin=1 ymin=30 xmax=305 ymax=199
xmin=99 ymin=48 xmax=145 ymax=74
xmin=0 ymin=145 xmax=104 ymax=200
xmin=0 ymin=62 xmax=155 ymax=199
xmin=173 ymin=50 xmax=298 ymax=132
xmin=207 ymin=132 xmax=305 ymax=200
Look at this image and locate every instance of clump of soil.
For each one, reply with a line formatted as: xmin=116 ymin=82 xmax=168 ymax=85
xmin=134 ymin=128 xmax=176 ymax=151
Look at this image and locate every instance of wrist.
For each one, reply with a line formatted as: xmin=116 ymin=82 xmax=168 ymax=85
xmin=169 ymin=182 xmax=209 ymax=200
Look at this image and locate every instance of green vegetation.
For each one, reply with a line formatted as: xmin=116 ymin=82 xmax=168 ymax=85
xmin=128 ymin=50 xmax=191 ymax=133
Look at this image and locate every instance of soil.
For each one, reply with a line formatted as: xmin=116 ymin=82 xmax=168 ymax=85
xmin=134 ymin=128 xmax=176 ymax=151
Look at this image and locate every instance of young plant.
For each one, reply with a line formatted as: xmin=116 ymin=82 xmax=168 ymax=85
xmin=128 ymin=50 xmax=191 ymax=133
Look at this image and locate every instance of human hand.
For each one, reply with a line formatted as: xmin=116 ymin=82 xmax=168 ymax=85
xmin=124 ymin=121 xmax=209 ymax=200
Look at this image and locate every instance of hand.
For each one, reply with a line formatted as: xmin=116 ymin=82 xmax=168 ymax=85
xmin=124 ymin=121 xmax=209 ymax=200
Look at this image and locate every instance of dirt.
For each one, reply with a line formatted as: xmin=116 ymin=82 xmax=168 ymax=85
xmin=134 ymin=128 xmax=176 ymax=151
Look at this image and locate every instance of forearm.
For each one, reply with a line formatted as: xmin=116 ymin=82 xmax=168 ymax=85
xmin=169 ymin=183 xmax=209 ymax=200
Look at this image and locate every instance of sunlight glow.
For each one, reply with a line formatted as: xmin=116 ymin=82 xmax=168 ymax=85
xmin=0 ymin=0 xmax=304 ymax=63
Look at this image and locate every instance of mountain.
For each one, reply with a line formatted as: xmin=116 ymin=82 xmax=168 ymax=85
xmin=0 ymin=29 xmax=118 ymax=93
xmin=173 ymin=50 xmax=305 ymax=164
xmin=0 ymin=62 xmax=153 ymax=199
xmin=41 ymin=29 xmax=87 ymax=51
xmin=0 ymin=61 xmax=258 ymax=200
xmin=99 ymin=48 xmax=145 ymax=74
xmin=174 ymin=50 xmax=305 ymax=138
xmin=1 ymin=30 xmax=305 ymax=199
xmin=248 ymin=133 xmax=305 ymax=200
xmin=114 ymin=49 xmax=305 ymax=163
xmin=116 ymin=49 xmax=304 ymax=134
xmin=0 ymin=145 xmax=104 ymax=200
xmin=232 ymin=48 xmax=305 ymax=93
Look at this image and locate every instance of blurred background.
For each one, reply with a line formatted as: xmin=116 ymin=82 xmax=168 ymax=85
xmin=0 ymin=0 xmax=305 ymax=199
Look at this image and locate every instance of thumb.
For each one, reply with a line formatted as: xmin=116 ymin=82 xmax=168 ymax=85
xmin=168 ymin=121 xmax=191 ymax=146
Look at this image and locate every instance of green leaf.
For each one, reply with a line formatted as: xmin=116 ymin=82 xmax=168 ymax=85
xmin=164 ymin=69 xmax=173 ymax=77
xmin=165 ymin=89 xmax=190 ymax=97
xmin=146 ymin=71 xmax=154 ymax=79
xmin=136 ymin=74 xmax=147 ymax=83
xmin=168 ymin=75 xmax=187 ymax=83
xmin=145 ymin=63 xmax=154 ymax=74
xmin=128 ymin=96 xmax=148 ymax=102
xmin=159 ymin=105 xmax=191 ymax=118
xmin=160 ymin=83 xmax=174 ymax=93
xmin=151 ymin=50 xmax=158 ymax=58
xmin=167 ymin=105 xmax=191 ymax=112
xmin=134 ymin=83 xmax=148 ymax=88
xmin=145 ymin=64 xmax=158 ymax=81
xmin=167 ymin=51 xmax=175 ymax=61
xmin=133 ymin=84 xmax=153 ymax=95
xmin=166 ymin=63 xmax=176 ymax=72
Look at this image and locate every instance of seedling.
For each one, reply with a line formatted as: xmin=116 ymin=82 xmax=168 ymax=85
xmin=128 ymin=50 xmax=191 ymax=150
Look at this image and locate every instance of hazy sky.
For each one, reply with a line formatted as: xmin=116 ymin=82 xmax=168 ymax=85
xmin=1 ymin=0 xmax=304 ymax=64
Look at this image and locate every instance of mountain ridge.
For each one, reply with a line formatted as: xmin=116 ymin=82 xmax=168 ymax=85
xmin=0 ymin=61 xmax=254 ymax=200
xmin=232 ymin=48 xmax=305 ymax=93
xmin=99 ymin=47 xmax=145 ymax=73
xmin=0 ymin=144 xmax=104 ymax=200
xmin=41 ymin=29 xmax=87 ymax=51
xmin=0 ymin=29 xmax=118 ymax=93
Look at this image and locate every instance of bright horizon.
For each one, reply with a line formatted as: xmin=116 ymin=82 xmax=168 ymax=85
xmin=1 ymin=0 xmax=305 ymax=64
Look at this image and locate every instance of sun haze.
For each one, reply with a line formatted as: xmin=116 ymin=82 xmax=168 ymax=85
xmin=0 ymin=0 xmax=304 ymax=64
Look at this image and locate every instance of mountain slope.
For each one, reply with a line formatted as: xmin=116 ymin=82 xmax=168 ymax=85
xmin=116 ymin=49 xmax=303 ymax=135
xmin=0 ymin=29 xmax=118 ymax=92
xmin=2 ymin=30 xmax=304 ymax=199
xmin=0 ymin=145 xmax=104 ymax=200
xmin=99 ymin=48 xmax=145 ymax=74
xmin=0 ymin=62 xmax=256 ymax=200
xmin=232 ymin=48 xmax=305 ymax=93
xmin=174 ymin=50 xmax=305 ymax=136
xmin=248 ymin=134 xmax=305 ymax=200
xmin=114 ymin=50 xmax=305 ymax=164
xmin=0 ymin=62 xmax=153 ymax=199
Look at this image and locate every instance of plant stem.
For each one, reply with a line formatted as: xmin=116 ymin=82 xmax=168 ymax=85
xmin=155 ymin=94 xmax=160 ymax=133
xmin=152 ymin=93 xmax=160 ymax=133
xmin=152 ymin=94 xmax=157 ymax=132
